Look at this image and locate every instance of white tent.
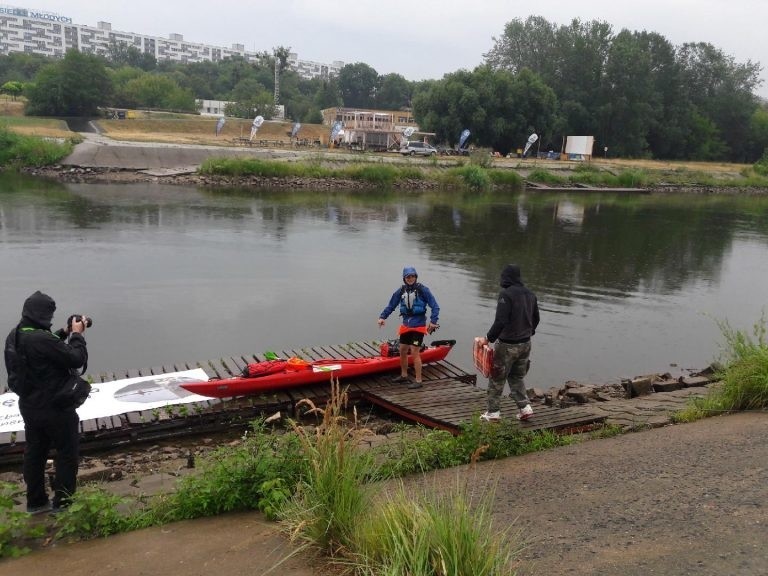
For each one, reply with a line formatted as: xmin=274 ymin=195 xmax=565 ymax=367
xmin=564 ymin=136 xmax=595 ymax=160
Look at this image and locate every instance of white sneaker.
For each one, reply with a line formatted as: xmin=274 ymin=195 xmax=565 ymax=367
xmin=480 ymin=411 xmax=501 ymax=422
xmin=516 ymin=405 xmax=534 ymax=421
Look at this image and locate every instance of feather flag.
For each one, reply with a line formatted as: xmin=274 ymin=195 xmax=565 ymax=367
xmin=249 ymin=115 xmax=265 ymax=142
xmin=215 ymin=117 xmax=226 ymax=136
xmin=458 ymin=129 xmax=471 ymax=150
xmin=523 ymin=133 xmax=538 ymax=157
xmin=291 ymin=122 xmax=302 ymax=138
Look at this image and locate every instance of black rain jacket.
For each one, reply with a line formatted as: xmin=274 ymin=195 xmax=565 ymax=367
xmin=486 ymin=265 xmax=540 ymax=344
xmin=7 ymin=291 xmax=88 ymax=413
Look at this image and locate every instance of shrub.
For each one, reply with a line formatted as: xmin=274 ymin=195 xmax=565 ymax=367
xmin=0 ymin=124 xmax=73 ymax=167
xmin=0 ymin=482 xmax=46 ymax=558
xmin=526 ymin=168 xmax=563 ymax=184
xmin=53 ymin=486 xmax=130 ymax=541
xmin=754 ymin=150 xmax=768 ymax=176
xmin=166 ymin=420 xmax=305 ymax=521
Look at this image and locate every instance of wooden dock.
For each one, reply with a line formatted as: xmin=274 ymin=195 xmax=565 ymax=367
xmin=525 ymin=181 xmax=648 ymax=193
xmin=0 ymin=341 xmax=606 ymax=463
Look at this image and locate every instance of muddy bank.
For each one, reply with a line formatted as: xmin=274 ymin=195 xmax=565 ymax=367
xmin=20 ymin=165 xmax=768 ymax=194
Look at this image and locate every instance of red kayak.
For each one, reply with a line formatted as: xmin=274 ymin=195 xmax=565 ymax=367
xmin=179 ymin=340 xmax=456 ymax=398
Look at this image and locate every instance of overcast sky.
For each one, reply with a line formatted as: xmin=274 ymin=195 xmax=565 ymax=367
xmin=23 ymin=0 xmax=768 ymax=98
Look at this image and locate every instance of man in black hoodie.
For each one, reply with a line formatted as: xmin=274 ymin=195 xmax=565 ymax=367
xmin=479 ymin=265 xmax=539 ymax=422
xmin=4 ymin=291 xmax=88 ymax=514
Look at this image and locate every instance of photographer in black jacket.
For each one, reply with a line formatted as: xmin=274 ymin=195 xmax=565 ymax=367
xmin=4 ymin=291 xmax=88 ymax=514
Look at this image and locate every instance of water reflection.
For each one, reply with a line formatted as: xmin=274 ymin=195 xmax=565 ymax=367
xmin=1 ymin=174 xmax=768 ymax=394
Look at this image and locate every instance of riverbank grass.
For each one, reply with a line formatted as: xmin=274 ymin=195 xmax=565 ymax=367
xmin=0 ymin=124 xmax=74 ymax=167
xmin=674 ymin=316 xmax=768 ymax=422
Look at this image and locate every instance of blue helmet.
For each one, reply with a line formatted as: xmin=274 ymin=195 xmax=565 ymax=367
xmin=402 ymin=266 xmax=418 ymax=279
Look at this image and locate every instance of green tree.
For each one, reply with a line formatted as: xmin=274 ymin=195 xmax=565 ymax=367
xmin=1 ymin=80 xmax=24 ymax=100
xmin=122 ymin=73 xmax=195 ymax=111
xmin=25 ymin=50 xmax=112 ymax=116
xmin=600 ymin=30 xmax=664 ymax=157
xmin=106 ymin=41 xmax=156 ymax=71
xmin=413 ymin=66 xmax=556 ymax=154
xmin=747 ymin=105 xmax=768 ymax=162
xmin=338 ymin=62 xmax=379 ymax=108
xmin=226 ymin=77 xmax=275 ymax=118
xmin=0 ymin=53 xmax=50 ymax=84
xmin=376 ymin=73 xmax=412 ymax=110
xmin=678 ymin=42 xmax=761 ymax=162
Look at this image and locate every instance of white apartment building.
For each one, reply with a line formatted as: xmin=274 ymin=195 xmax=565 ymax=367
xmin=0 ymin=5 xmax=343 ymax=78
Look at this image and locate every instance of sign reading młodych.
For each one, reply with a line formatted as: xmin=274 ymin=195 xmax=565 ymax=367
xmin=0 ymin=5 xmax=73 ymax=23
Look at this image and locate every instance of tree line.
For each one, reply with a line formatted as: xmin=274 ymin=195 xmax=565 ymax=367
xmin=1 ymin=15 xmax=766 ymax=162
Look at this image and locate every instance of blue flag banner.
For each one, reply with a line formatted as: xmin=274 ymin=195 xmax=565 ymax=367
xmin=459 ymin=129 xmax=471 ymax=150
xmin=330 ymin=121 xmax=343 ymax=141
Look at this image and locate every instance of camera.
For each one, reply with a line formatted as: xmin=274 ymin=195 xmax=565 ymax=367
xmin=67 ymin=315 xmax=93 ymax=331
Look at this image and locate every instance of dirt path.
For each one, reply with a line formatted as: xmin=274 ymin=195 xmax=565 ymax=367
xmin=434 ymin=411 xmax=767 ymax=576
xmin=3 ymin=412 xmax=766 ymax=576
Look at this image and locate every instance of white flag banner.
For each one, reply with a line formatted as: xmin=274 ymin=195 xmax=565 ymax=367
xmin=0 ymin=368 xmax=210 ymax=435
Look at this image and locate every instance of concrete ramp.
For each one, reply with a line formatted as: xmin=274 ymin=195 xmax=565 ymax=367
xmin=61 ymin=134 xmax=304 ymax=170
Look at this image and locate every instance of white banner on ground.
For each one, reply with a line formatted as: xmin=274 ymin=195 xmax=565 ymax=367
xmin=0 ymin=368 xmax=210 ymax=435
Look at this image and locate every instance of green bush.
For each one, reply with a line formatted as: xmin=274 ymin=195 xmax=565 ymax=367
xmin=526 ymin=168 xmax=564 ymax=184
xmin=616 ymin=169 xmax=651 ymax=188
xmin=375 ymin=419 xmax=572 ymax=478
xmin=166 ymin=421 xmax=305 ymax=521
xmin=0 ymin=482 xmax=46 ymax=558
xmin=754 ymin=150 xmax=768 ymax=176
xmin=53 ymin=486 xmax=130 ymax=541
xmin=0 ymin=124 xmax=73 ymax=168
xmin=488 ymin=169 xmax=524 ymax=188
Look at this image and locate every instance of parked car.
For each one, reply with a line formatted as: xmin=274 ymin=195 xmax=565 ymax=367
xmin=400 ymin=141 xmax=437 ymax=156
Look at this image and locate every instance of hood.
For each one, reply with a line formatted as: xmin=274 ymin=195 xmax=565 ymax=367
xmin=402 ymin=266 xmax=418 ymax=279
xmin=500 ymin=264 xmax=522 ymax=288
xmin=21 ymin=290 xmax=56 ymax=330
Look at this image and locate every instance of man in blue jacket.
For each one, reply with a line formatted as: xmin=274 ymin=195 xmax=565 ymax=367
xmin=479 ymin=264 xmax=539 ymax=421
xmin=378 ymin=267 xmax=439 ymax=389
xmin=4 ymin=291 xmax=89 ymax=514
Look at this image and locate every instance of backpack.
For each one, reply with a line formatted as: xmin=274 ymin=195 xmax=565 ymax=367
xmin=4 ymin=326 xmax=28 ymax=396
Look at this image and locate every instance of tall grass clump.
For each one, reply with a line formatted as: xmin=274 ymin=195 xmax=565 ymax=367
xmin=444 ymin=165 xmax=491 ymax=191
xmin=280 ymin=378 xmax=374 ymax=556
xmin=488 ymin=169 xmax=524 ymax=189
xmin=675 ymin=315 xmax=768 ymax=421
xmin=526 ymin=168 xmax=564 ymax=184
xmin=712 ymin=316 xmax=768 ymax=410
xmin=199 ymin=157 xmax=296 ymax=178
xmin=345 ymin=164 xmax=399 ymax=185
xmin=353 ymin=477 xmax=521 ymax=576
xmin=616 ymin=169 xmax=651 ymax=188
xmin=0 ymin=124 xmax=73 ymax=168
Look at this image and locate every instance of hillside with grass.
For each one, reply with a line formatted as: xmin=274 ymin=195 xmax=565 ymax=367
xmin=96 ymin=112 xmax=330 ymax=147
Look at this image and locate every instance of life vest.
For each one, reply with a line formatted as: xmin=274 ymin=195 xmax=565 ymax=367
xmin=399 ymin=283 xmax=427 ymax=317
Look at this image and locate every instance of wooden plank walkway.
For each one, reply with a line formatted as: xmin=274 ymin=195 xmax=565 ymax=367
xmin=0 ymin=341 xmax=606 ymax=463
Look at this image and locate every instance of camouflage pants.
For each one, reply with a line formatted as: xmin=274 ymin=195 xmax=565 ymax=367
xmin=487 ymin=341 xmax=531 ymax=412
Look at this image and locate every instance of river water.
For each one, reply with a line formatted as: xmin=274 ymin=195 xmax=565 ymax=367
xmin=2 ymin=173 xmax=768 ymax=392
